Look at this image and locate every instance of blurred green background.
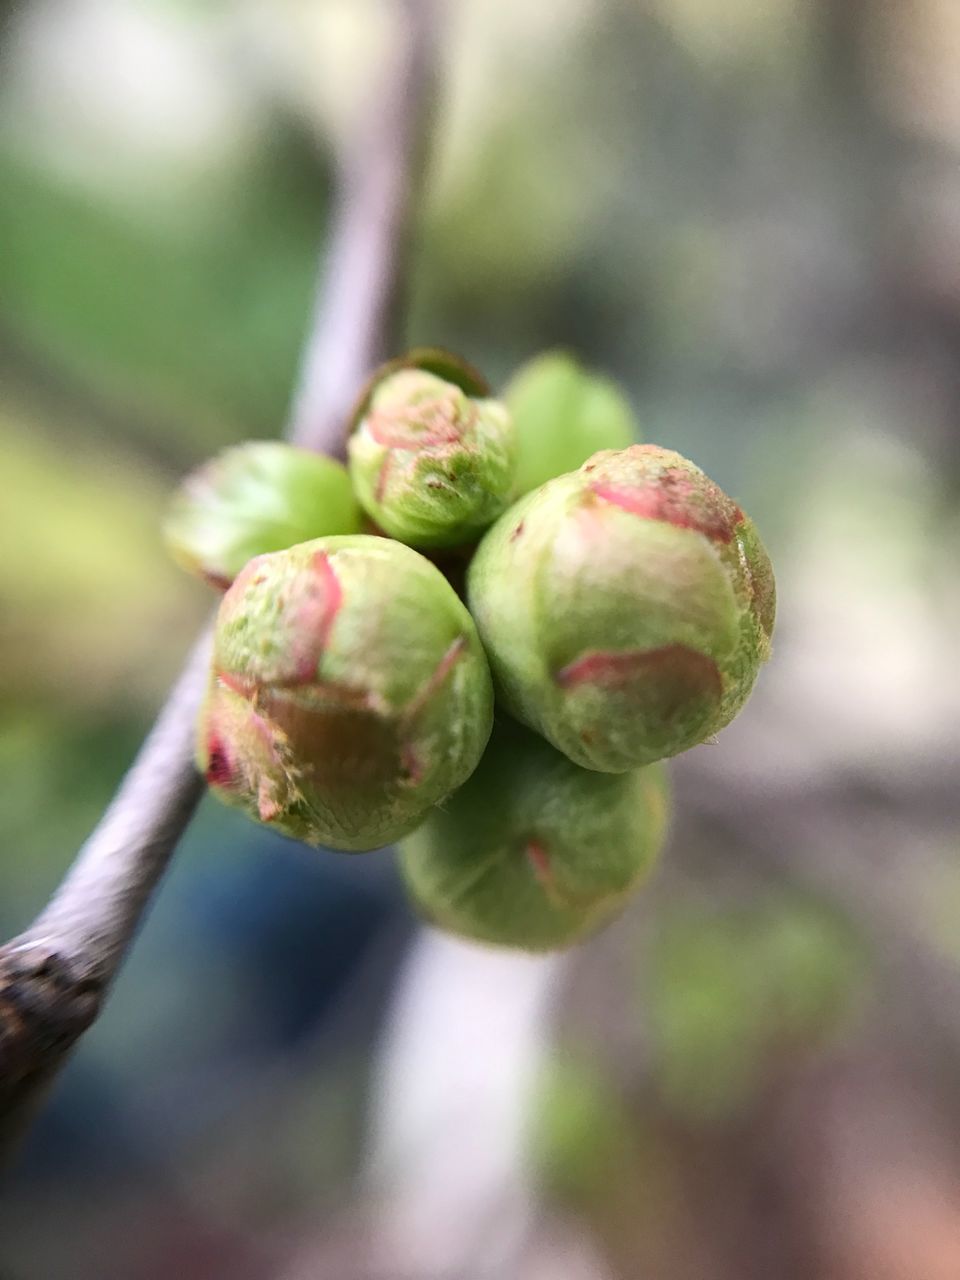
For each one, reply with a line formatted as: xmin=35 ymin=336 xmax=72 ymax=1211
xmin=2 ymin=1 xmax=960 ymax=1277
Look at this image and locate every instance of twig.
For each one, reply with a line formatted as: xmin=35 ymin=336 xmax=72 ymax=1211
xmin=0 ymin=0 xmax=437 ymax=1160
xmin=288 ymin=0 xmax=435 ymax=455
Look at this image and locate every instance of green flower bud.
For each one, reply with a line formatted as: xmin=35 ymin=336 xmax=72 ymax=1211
xmin=505 ymin=351 xmax=637 ymax=498
xmin=199 ymin=535 xmax=494 ymax=851
xmin=467 ymin=445 xmax=776 ymax=771
xmin=164 ymin=441 xmax=362 ymax=589
xmin=348 ymin=368 xmax=515 ymax=549
xmin=399 ymin=720 xmax=669 ymax=951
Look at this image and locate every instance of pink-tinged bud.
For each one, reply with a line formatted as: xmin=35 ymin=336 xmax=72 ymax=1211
xmin=199 ymin=535 xmax=494 ymax=851
xmin=399 ymin=720 xmax=669 ymax=951
xmin=348 ymin=368 xmax=515 ymax=549
xmin=467 ymin=445 xmax=776 ymax=771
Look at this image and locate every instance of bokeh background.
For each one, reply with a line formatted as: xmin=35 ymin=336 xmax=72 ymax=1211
xmin=3 ymin=1 xmax=960 ymax=1277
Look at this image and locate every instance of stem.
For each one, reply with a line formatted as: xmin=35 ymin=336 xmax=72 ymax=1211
xmin=0 ymin=0 xmax=438 ymax=1160
xmin=288 ymin=0 xmax=436 ymax=455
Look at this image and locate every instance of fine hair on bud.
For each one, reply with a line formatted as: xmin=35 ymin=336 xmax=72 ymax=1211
xmin=467 ymin=444 xmax=776 ymax=771
xmin=164 ymin=441 xmax=362 ymax=590
xmin=199 ymin=535 xmax=494 ymax=850
xmin=400 ymin=718 xmax=670 ymax=951
xmin=348 ymin=368 xmax=516 ymax=549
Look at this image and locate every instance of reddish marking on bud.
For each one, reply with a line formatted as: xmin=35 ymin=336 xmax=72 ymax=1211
xmin=230 ymin=554 xmax=269 ymax=593
xmin=222 ymin=553 xmax=345 ymax=688
xmin=401 ymin=742 xmax=425 ymax=786
xmin=555 ymin=644 xmax=722 ymax=708
xmin=249 ymin=706 xmax=282 ymax=760
xmin=365 ymin=397 xmax=465 ymax=450
xmin=526 ymin=839 xmax=554 ymax=890
xmin=556 ymin=650 xmax=644 ymax=688
xmin=282 ymin=551 xmax=344 ymax=685
xmin=375 ymin=450 xmax=394 ymax=502
xmin=404 ymin=635 xmax=468 ymax=721
xmin=217 ymin=669 xmax=256 ymax=698
xmin=258 ymin=781 xmax=281 ymax=823
xmin=205 ymin=736 xmax=236 ymax=788
xmin=510 ymin=520 xmax=526 ymax=542
xmin=430 ymin=636 xmax=467 ymax=686
xmin=202 ymin=569 xmax=233 ymax=592
xmin=590 ymin=476 xmax=743 ymax=544
xmin=312 ymin=551 xmax=343 ymax=645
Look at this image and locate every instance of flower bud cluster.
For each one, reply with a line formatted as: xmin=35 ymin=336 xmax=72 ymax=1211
xmin=165 ymin=349 xmax=775 ymax=948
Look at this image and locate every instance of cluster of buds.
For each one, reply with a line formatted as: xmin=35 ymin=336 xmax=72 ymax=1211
xmin=166 ymin=349 xmax=775 ymax=950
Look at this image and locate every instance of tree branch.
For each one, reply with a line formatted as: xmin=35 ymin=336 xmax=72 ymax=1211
xmin=0 ymin=0 xmax=438 ymax=1160
xmin=288 ymin=0 xmax=436 ymax=455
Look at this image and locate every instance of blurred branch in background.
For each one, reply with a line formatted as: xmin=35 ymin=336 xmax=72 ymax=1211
xmin=0 ymin=0 xmax=438 ymax=1164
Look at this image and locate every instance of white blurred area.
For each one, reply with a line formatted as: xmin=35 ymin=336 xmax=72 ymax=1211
xmin=367 ymin=932 xmax=571 ymax=1279
xmin=0 ymin=0 xmax=596 ymax=206
xmin=1 ymin=0 xmax=261 ymax=204
xmin=713 ymin=421 xmax=960 ymax=788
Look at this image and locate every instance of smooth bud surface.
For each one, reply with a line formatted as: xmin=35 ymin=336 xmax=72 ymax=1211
xmin=400 ymin=720 xmax=669 ymax=951
xmin=348 ymin=369 xmax=515 ymax=549
xmin=164 ymin=441 xmax=361 ymax=589
xmin=200 ymin=535 xmax=494 ymax=850
xmin=505 ymin=351 xmax=637 ymax=498
xmin=467 ymin=445 xmax=776 ymax=771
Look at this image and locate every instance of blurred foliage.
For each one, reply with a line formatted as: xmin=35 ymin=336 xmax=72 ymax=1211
xmin=0 ymin=411 xmax=198 ymax=701
xmin=0 ymin=135 xmax=328 ymax=452
xmin=644 ymin=895 xmax=870 ymax=1124
xmin=528 ymin=1055 xmax=631 ymax=1203
xmin=0 ymin=709 xmax=144 ymax=920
